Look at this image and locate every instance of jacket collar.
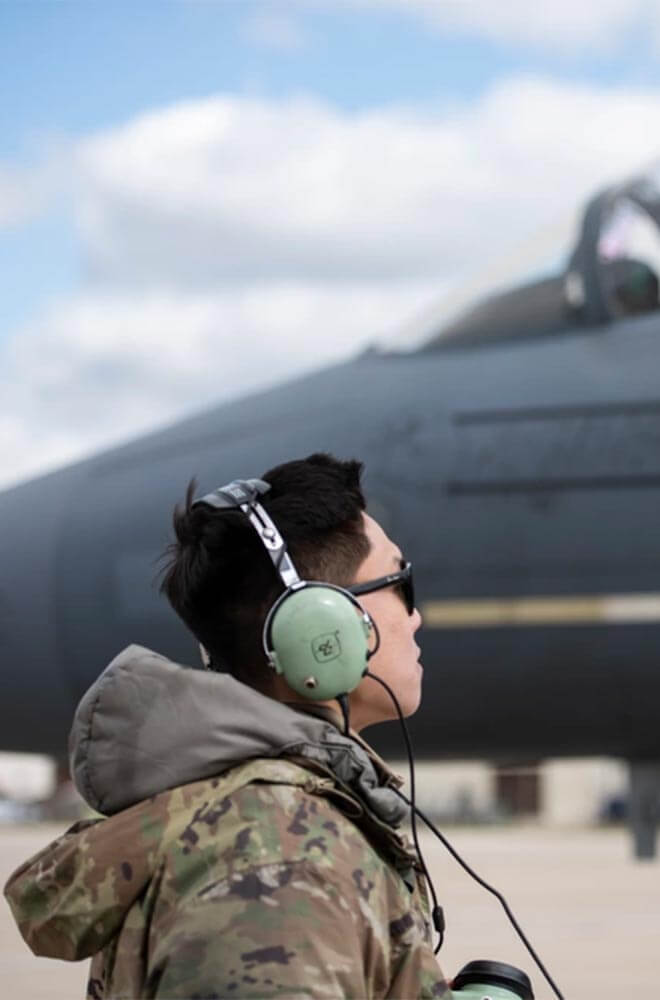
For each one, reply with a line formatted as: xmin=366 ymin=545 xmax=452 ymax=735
xmin=70 ymin=645 xmax=409 ymax=828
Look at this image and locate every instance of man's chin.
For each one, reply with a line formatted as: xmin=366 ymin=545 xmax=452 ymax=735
xmin=401 ymin=690 xmax=422 ymax=719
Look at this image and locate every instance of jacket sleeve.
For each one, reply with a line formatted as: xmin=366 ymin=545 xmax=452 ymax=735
xmin=143 ymin=854 xmax=453 ymax=999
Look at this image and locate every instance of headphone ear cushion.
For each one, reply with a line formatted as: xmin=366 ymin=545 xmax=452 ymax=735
xmin=267 ymin=586 xmax=370 ymax=700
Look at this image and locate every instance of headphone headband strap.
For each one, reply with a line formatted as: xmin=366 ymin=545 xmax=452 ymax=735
xmin=192 ymin=479 xmax=301 ymax=589
xmin=244 ymin=502 xmax=301 ymax=588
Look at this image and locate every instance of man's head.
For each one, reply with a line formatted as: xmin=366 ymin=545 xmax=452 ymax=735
xmin=159 ymin=453 xmax=370 ymax=692
xmin=160 ymin=452 xmax=423 ymax=729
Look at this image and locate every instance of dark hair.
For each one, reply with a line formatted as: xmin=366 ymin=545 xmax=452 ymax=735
xmin=159 ymin=453 xmax=370 ymax=691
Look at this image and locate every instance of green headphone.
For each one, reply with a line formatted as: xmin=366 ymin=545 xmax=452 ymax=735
xmin=192 ymin=478 xmax=375 ymax=700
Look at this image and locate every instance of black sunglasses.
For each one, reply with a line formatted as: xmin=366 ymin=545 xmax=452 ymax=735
xmin=348 ymin=561 xmax=415 ymax=616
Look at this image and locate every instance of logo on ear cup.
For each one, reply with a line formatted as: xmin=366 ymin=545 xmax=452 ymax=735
xmin=312 ymin=631 xmax=342 ymax=663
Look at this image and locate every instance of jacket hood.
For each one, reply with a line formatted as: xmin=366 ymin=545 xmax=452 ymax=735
xmin=69 ymin=644 xmax=407 ymax=827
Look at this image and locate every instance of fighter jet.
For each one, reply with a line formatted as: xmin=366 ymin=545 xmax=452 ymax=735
xmin=1 ymin=170 xmax=659 ymax=856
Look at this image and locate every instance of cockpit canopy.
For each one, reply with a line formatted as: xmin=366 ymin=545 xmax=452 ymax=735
xmin=390 ymin=169 xmax=660 ymax=353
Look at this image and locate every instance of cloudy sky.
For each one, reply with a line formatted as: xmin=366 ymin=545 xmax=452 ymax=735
xmin=2 ymin=0 xmax=660 ymax=490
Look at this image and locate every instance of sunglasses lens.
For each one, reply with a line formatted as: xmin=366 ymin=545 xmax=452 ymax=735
xmin=348 ymin=563 xmax=415 ymax=614
xmin=400 ymin=567 xmax=414 ymax=615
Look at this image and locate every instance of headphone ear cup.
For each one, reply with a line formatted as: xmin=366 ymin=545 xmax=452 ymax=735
xmin=266 ymin=585 xmax=370 ymax=700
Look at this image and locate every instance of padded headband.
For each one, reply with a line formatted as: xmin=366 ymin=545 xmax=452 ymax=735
xmin=192 ymin=479 xmax=301 ymax=588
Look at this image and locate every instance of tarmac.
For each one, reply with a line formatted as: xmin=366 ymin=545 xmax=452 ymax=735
xmin=0 ymin=821 xmax=658 ymax=999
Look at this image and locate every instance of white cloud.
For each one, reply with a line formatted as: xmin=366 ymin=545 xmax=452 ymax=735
xmin=72 ymin=84 xmax=660 ymax=289
xmin=376 ymin=0 xmax=656 ymax=53
xmin=2 ymin=77 xmax=660 ymax=489
xmin=74 ymin=95 xmax=474 ymax=284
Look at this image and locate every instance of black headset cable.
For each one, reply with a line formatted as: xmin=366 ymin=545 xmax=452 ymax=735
xmin=336 ymin=694 xmax=351 ymax=736
xmin=365 ymin=672 xmax=445 ymax=952
xmin=364 ymin=670 xmax=565 ymax=1000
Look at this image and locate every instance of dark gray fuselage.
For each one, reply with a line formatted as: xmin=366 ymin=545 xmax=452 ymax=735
xmin=2 ymin=312 xmax=659 ymax=762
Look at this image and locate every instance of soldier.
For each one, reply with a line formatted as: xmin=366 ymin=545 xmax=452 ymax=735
xmin=5 ymin=453 xmax=452 ymax=998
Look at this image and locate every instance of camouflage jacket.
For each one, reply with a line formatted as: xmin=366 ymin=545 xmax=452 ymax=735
xmin=4 ymin=645 xmax=453 ymax=999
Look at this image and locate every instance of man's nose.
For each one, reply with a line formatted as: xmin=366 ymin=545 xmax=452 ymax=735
xmin=412 ymin=606 xmax=423 ymax=631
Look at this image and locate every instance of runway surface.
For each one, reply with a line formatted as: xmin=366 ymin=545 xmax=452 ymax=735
xmin=1 ymin=822 xmax=658 ymax=998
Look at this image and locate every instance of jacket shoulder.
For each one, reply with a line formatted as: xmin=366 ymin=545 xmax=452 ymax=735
xmin=159 ymin=758 xmax=411 ymax=900
xmin=141 ymin=764 xmax=450 ymax=999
